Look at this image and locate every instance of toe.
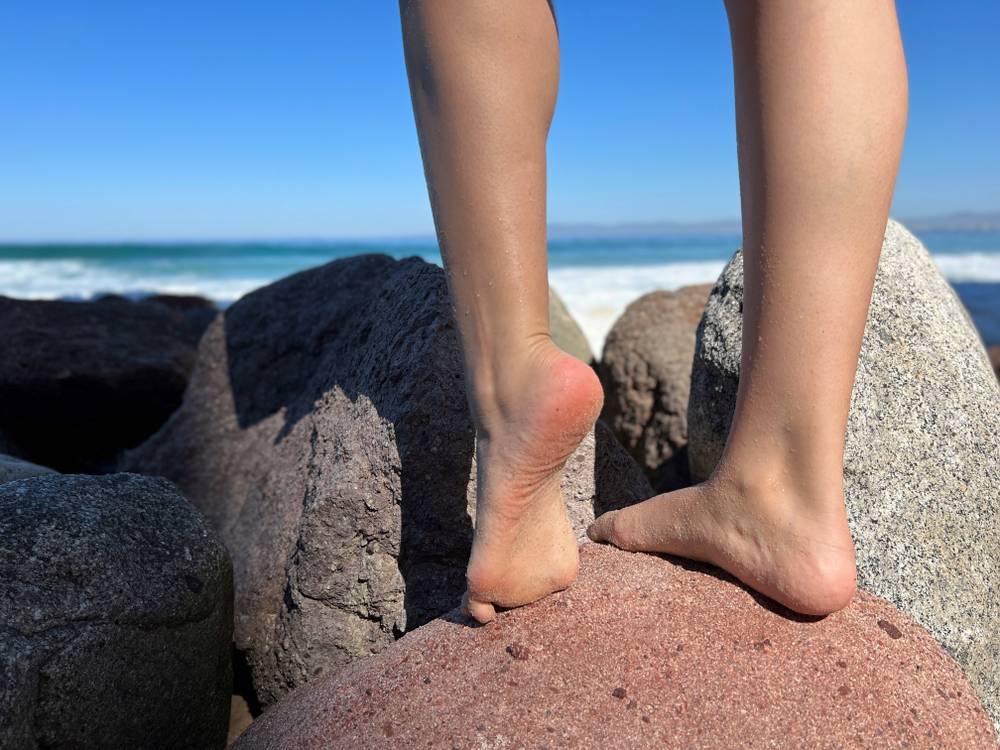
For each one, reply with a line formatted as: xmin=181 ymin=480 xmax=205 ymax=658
xmin=462 ymin=591 xmax=497 ymax=624
xmin=589 ymin=503 xmax=652 ymax=552
xmin=587 ymin=510 xmax=623 ymax=547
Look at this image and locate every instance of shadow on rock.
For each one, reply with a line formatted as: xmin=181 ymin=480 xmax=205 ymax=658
xmin=126 ymin=254 xmax=652 ymax=707
xmin=219 ymin=255 xmax=476 ymax=633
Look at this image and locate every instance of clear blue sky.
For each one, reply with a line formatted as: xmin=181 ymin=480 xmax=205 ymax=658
xmin=1 ymin=1 xmax=997 ymax=240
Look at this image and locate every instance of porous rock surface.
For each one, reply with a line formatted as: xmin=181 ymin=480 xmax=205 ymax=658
xmin=0 ymin=295 xmax=202 ymax=472
xmin=688 ymin=219 xmax=1000 ymax=728
xmin=125 ymin=254 xmax=653 ymax=706
xmin=233 ymin=544 xmax=996 ymax=750
xmin=600 ymin=284 xmax=712 ymax=491
xmin=142 ymin=293 xmax=220 ymax=343
xmin=0 ymin=473 xmax=233 ymax=749
xmin=0 ymin=454 xmax=56 ymax=484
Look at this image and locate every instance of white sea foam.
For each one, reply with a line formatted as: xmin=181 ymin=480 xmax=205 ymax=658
xmin=2 ymin=250 xmax=998 ymax=354
xmin=553 ymin=253 xmax=1000 ymax=354
xmin=550 ymin=260 xmax=728 ymax=354
xmin=0 ymin=260 xmax=262 ymax=305
xmin=931 ymin=252 xmax=1000 ymax=282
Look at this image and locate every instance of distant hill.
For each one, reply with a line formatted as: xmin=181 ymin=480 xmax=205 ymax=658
xmin=898 ymin=212 xmax=1000 ymax=232
xmin=548 ymin=220 xmax=741 ymax=239
xmin=548 ymin=212 xmax=1000 ymax=238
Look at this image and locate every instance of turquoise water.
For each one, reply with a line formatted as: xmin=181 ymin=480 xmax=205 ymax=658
xmin=2 ymin=230 xmax=998 ymax=349
xmin=0 ymin=235 xmax=742 ymax=298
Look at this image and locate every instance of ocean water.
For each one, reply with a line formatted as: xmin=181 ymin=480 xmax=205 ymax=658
xmin=2 ymin=230 xmax=998 ymax=353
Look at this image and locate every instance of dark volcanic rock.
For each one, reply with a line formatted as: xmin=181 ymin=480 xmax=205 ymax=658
xmin=0 ymin=474 xmax=233 ymax=749
xmin=0 ymin=454 xmax=56 ymax=484
xmin=143 ymin=294 xmax=220 ymax=344
xmin=232 ymin=544 xmax=996 ymax=750
xmin=600 ymin=284 xmax=712 ymax=491
xmin=0 ymin=295 xmax=200 ymax=472
xmin=688 ymin=220 xmax=1000 ymax=728
xmin=988 ymin=344 xmax=1000 ymax=380
xmin=125 ymin=254 xmax=652 ymax=706
xmin=96 ymin=293 xmax=220 ymax=346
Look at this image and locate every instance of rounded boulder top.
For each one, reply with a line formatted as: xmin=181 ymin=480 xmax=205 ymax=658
xmin=232 ymin=544 xmax=995 ymax=749
xmin=0 ymin=473 xmax=233 ymax=749
xmin=0 ymin=453 xmax=56 ymax=484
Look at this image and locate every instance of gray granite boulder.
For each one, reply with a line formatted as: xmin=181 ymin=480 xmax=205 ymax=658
xmin=125 ymin=254 xmax=652 ymax=707
xmin=549 ymin=288 xmax=594 ymax=364
xmin=600 ymin=284 xmax=712 ymax=491
xmin=688 ymin=219 xmax=1000 ymax=728
xmin=0 ymin=473 xmax=233 ymax=749
xmin=0 ymin=295 xmax=202 ymax=472
xmin=0 ymin=454 xmax=56 ymax=484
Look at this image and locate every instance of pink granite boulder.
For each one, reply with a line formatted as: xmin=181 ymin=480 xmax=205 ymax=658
xmin=232 ymin=544 xmax=995 ymax=749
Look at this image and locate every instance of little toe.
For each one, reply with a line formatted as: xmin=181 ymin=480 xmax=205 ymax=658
xmin=587 ymin=509 xmax=633 ymax=550
xmin=462 ymin=591 xmax=497 ymax=624
xmin=586 ymin=511 xmax=614 ymax=544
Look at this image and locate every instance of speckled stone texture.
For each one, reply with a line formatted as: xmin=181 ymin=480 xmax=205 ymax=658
xmin=988 ymin=344 xmax=1000 ymax=379
xmin=0 ymin=454 xmax=56 ymax=484
xmin=550 ymin=288 xmax=595 ymax=364
xmin=0 ymin=295 xmax=204 ymax=472
xmin=600 ymin=284 xmax=712 ymax=491
xmin=0 ymin=474 xmax=233 ymax=749
xmin=232 ymin=544 xmax=996 ymax=750
xmin=124 ymin=255 xmax=653 ymax=707
xmin=688 ymin=219 xmax=1000 ymax=729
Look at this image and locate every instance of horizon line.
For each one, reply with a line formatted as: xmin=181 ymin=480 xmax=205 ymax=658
xmin=1 ymin=210 xmax=998 ymax=245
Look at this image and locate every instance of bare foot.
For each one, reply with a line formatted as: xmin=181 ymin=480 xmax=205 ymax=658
xmin=588 ymin=469 xmax=857 ymax=616
xmin=463 ymin=341 xmax=604 ymax=623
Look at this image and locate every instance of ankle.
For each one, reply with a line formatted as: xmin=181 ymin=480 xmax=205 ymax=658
xmin=710 ymin=451 xmax=846 ymax=522
xmin=465 ymin=337 xmax=603 ymax=440
xmin=465 ymin=334 xmax=556 ymax=428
